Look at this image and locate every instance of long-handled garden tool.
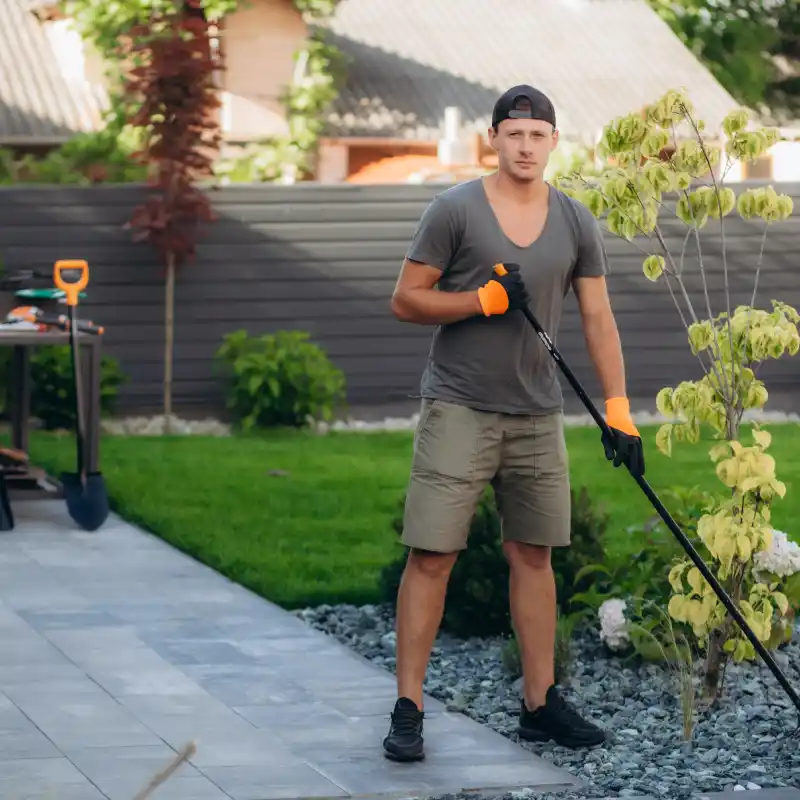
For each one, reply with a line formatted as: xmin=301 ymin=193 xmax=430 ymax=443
xmin=53 ymin=260 xmax=109 ymax=532
xmin=491 ymin=263 xmax=800 ymax=726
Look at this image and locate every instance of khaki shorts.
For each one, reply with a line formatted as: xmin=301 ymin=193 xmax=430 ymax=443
xmin=401 ymin=398 xmax=571 ymax=552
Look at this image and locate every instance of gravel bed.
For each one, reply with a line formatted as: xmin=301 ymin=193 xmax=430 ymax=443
xmin=296 ymin=602 xmax=800 ymax=800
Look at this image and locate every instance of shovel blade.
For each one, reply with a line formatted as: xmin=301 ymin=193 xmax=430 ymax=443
xmin=60 ymin=471 xmax=109 ymax=532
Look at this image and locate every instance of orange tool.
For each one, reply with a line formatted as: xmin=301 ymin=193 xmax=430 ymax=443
xmin=52 ymin=259 xmax=109 ymax=532
xmin=53 ymin=260 xmax=90 ymax=306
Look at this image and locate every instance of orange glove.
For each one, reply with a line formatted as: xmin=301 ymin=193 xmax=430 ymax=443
xmin=602 ymin=396 xmax=645 ymax=477
xmin=477 ymin=263 xmax=530 ymax=316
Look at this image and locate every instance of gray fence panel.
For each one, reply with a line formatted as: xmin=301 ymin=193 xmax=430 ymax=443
xmin=0 ymin=180 xmax=798 ymax=416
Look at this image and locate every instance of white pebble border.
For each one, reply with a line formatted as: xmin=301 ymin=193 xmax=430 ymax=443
xmin=100 ymin=415 xmax=232 ymax=437
xmin=97 ymin=409 xmax=800 ymax=436
xmin=314 ymin=409 xmax=800 ymax=434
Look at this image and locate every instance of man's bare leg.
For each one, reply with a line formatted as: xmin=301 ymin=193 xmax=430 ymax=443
xmin=395 ymin=548 xmax=458 ymax=709
xmin=505 ymin=539 xmax=606 ymax=748
xmin=504 ymin=541 xmax=556 ymax=708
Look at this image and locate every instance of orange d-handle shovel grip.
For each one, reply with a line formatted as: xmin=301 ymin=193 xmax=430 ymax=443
xmin=53 ymin=260 xmax=89 ymax=307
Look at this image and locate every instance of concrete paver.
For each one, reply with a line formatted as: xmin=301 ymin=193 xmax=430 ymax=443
xmin=0 ymin=498 xmax=583 ymax=800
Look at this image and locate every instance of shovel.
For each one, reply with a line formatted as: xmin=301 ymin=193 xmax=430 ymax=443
xmin=53 ymin=260 xmax=109 ymax=532
xmin=491 ymin=263 xmax=800 ymax=727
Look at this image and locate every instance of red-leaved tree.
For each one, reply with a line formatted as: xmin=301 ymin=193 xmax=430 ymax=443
xmin=122 ymin=2 xmax=222 ymax=426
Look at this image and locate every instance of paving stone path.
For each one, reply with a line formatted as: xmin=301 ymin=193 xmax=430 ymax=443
xmin=0 ymin=498 xmax=583 ymax=800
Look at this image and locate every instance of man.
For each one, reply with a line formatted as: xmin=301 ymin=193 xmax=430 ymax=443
xmin=383 ymin=84 xmax=645 ymax=763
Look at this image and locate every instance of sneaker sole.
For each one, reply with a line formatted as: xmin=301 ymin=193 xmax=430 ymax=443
xmin=517 ymin=726 xmax=605 ymax=749
xmin=383 ymin=744 xmax=425 ymax=762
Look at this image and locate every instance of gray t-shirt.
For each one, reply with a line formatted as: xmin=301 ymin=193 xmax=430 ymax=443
xmin=405 ymin=177 xmax=609 ymax=415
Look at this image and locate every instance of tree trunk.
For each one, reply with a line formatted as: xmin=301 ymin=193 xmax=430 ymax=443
xmin=702 ymin=628 xmax=728 ymax=704
xmin=703 ymin=639 xmax=721 ymax=699
xmin=700 ymin=406 xmax=739 ymax=703
xmin=164 ymin=252 xmax=175 ymax=433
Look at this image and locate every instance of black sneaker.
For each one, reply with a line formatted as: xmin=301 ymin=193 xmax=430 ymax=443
xmin=517 ymin=685 xmax=605 ymax=749
xmin=383 ymin=697 xmax=424 ymax=761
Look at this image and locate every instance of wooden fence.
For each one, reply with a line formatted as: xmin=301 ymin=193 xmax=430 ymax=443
xmin=0 ymin=181 xmax=798 ymax=417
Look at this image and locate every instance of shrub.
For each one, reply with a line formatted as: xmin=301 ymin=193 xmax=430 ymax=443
xmin=378 ymin=484 xmax=612 ymax=640
xmin=568 ymin=485 xmax=712 ymax=663
xmin=215 ymin=329 xmax=347 ymax=430
xmin=557 ymin=90 xmax=800 ymax=702
xmin=29 ymin=345 xmax=127 ymax=430
xmin=500 ymin=609 xmax=581 ymax=686
xmin=555 ymin=485 xmax=611 ymax=612
xmin=569 ymin=486 xmax=709 ymax=614
xmin=6 ymin=127 xmax=148 ymax=185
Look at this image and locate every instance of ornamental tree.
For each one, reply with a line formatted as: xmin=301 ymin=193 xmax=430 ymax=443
xmin=556 ymin=89 xmax=800 ymax=703
xmin=119 ymin=1 xmax=227 ymax=425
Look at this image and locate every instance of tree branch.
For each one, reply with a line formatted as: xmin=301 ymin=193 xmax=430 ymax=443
xmin=668 ymin=119 xmax=732 ymax=403
xmin=682 ymin=104 xmax=737 ymax=403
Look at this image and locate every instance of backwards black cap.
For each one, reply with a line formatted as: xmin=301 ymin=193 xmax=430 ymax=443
xmin=492 ymin=84 xmax=556 ymax=129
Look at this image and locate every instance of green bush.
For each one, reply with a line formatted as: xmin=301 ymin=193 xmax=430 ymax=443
xmin=1 ymin=125 xmax=147 ymax=185
xmin=566 ymin=486 xmax=712 ymax=664
xmin=378 ymin=484 xmax=613 ymax=639
xmin=567 ymin=485 xmax=709 ymax=617
xmin=215 ymin=329 xmax=347 ymax=430
xmin=500 ymin=609 xmax=581 ymax=685
xmin=555 ymin=485 xmax=611 ymax=611
xmin=29 ymin=345 xmax=127 ymax=430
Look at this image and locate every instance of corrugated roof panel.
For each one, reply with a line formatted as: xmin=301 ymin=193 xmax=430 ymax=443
xmin=0 ymin=0 xmax=106 ymax=144
xmin=318 ymin=0 xmax=741 ymax=141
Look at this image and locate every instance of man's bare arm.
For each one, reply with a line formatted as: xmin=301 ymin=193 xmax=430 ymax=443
xmin=391 ymin=258 xmax=483 ymax=325
xmin=573 ymin=275 xmax=627 ymax=400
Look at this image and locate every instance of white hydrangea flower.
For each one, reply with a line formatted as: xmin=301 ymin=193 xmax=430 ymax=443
xmin=598 ymin=598 xmax=630 ymax=651
xmin=753 ymin=529 xmax=800 ymax=579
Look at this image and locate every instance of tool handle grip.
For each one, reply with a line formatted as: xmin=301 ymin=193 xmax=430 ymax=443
xmin=53 ymin=259 xmax=89 ymax=306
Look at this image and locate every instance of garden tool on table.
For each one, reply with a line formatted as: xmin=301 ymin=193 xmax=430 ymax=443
xmin=490 ymin=263 xmax=800 ymax=731
xmin=53 ymin=260 xmax=109 ymax=532
xmin=0 ymin=268 xmax=85 ymax=319
xmin=6 ymin=305 xmax=104 ymax=335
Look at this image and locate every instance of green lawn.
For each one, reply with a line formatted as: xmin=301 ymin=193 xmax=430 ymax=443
xmin=16 ymin=421 xmax=800 ymax=609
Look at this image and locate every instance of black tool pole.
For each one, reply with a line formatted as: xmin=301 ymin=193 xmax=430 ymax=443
xmin=68 ymin=304 xmax=85 ymax=482
xmin=519 ymin=304 xmax=800 ymax=717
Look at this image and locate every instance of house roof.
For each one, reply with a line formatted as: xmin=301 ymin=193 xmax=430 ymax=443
xmin=316 ymin=0 xmax=741 ymax=143
xmin=0 ymin=0 xmax=105 ymax=146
